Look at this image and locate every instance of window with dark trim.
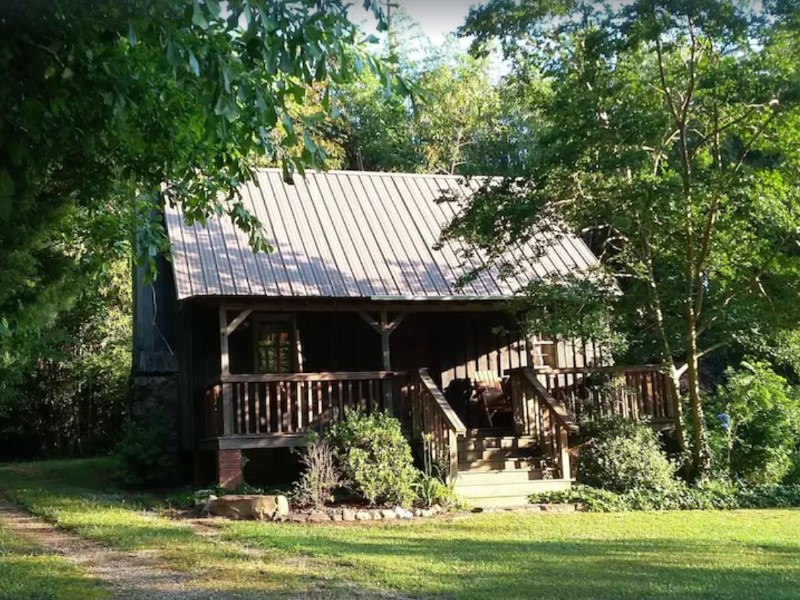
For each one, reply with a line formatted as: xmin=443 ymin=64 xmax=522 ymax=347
xmin=253 ymin=319 xmax=295 ymax=373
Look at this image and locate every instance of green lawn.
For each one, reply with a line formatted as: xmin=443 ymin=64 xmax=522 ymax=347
xmin=2 ymin=458 xmax=800 ymax=600
xmin=225 ymin=510 xmax=800 ymax=600
xmin=0 ymin=524 xmax=107 ymax=600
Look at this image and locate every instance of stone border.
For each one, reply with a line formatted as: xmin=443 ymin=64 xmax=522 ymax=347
xmin=282 ymin=505 xmax=445 ymax=524
xmin=202 ymin=493 xmax=587 ymax=524
xmin=203 ymin=493 xmax=449 ymax=523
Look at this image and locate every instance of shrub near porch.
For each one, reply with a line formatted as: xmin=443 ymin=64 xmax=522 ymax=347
xmin=325 ymin=410 xmax=418 ymax=508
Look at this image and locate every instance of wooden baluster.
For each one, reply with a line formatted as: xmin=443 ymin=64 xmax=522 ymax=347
xmin=285 ymin=380 xmax=292 ymax=433
xmin=305 ymin=381 xmax=311 ymax=431
xmin=222 ymin=382 xmax=233 ymax=436
xmin=243 ymin=383 xmax=250 ymax=434
xmin=264 ymin=383 xmax=274 ymax=433
xmin=276 ymin=381 xmax=284 ymax=434
xmin=326 ymin=380 xmax=332 ymax=427
xmin=298 ymin=380 xmax=304 ymax=431
xmin=241 ymin=383 xmax=246 ymax=433
xmin=251 ymin=382 xmax=260 ymax=434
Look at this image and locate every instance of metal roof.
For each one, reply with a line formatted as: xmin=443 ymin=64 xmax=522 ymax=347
xmin=164 ymin=169 xmax=599 ymax=301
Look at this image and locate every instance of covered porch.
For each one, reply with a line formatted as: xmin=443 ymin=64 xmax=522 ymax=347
xmin=195 ymin=303 xmax=675 ymax=492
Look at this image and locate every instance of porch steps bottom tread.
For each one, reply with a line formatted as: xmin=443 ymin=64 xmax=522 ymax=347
xmin=456 ymin=469 xmax=548 ymax=484
xmin=455 ymin=479 xmax=572 ymax=507
xmin=457 ymin=458 xmax=543 ymax=472
xmin=454 ymin=432 xmax=570 ymax=507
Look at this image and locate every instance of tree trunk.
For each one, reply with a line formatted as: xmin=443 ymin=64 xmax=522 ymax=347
xmin=667 ymin=363 xmax=686 ymax=452
xmin=685 ymin=318 xmax=709 ymax=478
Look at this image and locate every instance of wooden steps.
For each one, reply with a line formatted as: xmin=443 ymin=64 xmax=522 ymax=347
xmin=454 ymin=432 xmax=571 ymax=508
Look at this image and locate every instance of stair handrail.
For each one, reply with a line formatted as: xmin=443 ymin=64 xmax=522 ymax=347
xmin=418 ymin=368 xmax=467 ymax=435
xmin=521 ymin=369 xmax=579 ymax=433
xmin=506 ymin=367 xmax=577 ymax=480
xmin=409 ymin=368 xmax=466 ymax=483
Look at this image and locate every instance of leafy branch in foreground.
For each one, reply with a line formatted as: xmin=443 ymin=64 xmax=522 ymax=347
xmin=0 ymin=0 xmax=396 ymax=415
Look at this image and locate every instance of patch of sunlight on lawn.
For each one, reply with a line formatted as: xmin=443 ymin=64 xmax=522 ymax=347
xmin=4 ymin=458 xmax=800 ymax=600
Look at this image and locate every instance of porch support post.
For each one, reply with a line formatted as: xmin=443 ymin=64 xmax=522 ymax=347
xmin=358 ymin=310 xmax=407 ymax=371
xmin=447 ymin=428 xmax=459 ymax=484
xmin=359 ymin=311 xmax=406 ymax=416
xmin=558 ymin=425 xmax=571 ymax=480
xmin=219 ymin=307 xmax=233 ymax=436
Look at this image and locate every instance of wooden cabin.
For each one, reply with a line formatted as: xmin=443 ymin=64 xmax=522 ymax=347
xmin=133 ymin=170 xmax=674 ymax=507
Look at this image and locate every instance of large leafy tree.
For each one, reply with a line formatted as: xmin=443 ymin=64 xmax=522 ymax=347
xmin=0 ymin=0 xmax=389 ymax=412
xmin=449 ymin=0 xmax=800 ymax=474
xmin=336 ymin=16 xmax=503 ymax=174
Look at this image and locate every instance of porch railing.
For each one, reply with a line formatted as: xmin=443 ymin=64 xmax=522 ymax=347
xmin=508 ymin=368 xmax=579 ymax=479
xmin=534 ymin=365 xmax=675 ymax=424
xmin=409 ymin=368 xmax=467 ymax=483
xmin=202 ymin=371 xmax=407 ymax=439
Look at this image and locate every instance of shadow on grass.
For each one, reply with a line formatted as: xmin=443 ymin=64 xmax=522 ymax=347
xmin=227 ymin=524 xmax=800 ymax=600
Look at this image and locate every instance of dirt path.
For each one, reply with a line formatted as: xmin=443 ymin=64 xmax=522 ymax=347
xmin=0 ymin=499 xmax=234 ymax=599
xmin=0 ymin=497 xmax=407 ymax=600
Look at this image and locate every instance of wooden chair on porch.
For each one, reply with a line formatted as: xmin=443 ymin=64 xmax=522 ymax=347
xmin=472 ymin=370 xmax=512 ymax=428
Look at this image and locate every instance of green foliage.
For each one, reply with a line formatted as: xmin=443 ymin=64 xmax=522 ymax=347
xmin=0 ymin=256 xmax=130 ymax=458
xmin=708 ymin=361 xmax=800 ymax=484
xmin=452 ymin=0 xmax=800 ymax=474
xmin=115 ymin=407 xmax=173 ymax=487
xmin=531 ymin=484 xmax=629 ymax=512
xmin=533 ymin=480 xmax=800 ymax=512
xmin=327 ymin=410 xmax=417 ymax=507
xmin=336 ymin=16 xmax=504 ymax=175
xmin=0 ymin=0 xmax=393 ymax=440
xmin=578 ymin=418 xmax=677 ymax=494
xmin=292 ymin=436 xmax=342 ymax=510
xmin=413 ymin=434 xmax=459 ymax=508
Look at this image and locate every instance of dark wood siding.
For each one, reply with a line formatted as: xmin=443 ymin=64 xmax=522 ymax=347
xmin=132 ymin=254 xmax=178 ymax=375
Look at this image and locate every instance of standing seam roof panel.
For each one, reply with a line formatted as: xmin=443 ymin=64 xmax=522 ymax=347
xmin=354 ymin=172 xmax=426 ymax=296
xmin=335 ymin=172 xmax=397 ymax=296
xmin=164 ymin=169 xmax=601 ymax=300
xmin=374 ymin=173 xmax=435 ymax=296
